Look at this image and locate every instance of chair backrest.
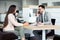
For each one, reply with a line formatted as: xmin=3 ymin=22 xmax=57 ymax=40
xmin=0 ymin=28 xmax=3 ymax=32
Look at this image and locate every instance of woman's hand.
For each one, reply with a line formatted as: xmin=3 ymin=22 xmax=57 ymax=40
xmin=23 ymin=22 xmax=29 ymax=26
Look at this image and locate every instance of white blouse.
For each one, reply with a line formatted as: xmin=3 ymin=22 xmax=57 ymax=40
xmin=3 ymin=14 xmax=23 ymax=31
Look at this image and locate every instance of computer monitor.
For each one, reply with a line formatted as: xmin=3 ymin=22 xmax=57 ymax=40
xmin=0 ymin=14 xmax=6 ymax=23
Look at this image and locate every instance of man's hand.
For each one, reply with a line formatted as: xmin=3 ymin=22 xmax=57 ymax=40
xmin=23 ymin=22 xmax=29 ymax=26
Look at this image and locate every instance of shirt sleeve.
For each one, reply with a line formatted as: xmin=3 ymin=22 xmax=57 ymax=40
xmin=36 ymin=17 xmax=38 ymax=23
xmin=8 ymin=14 xmax=23 ymax=26
xmin=47 ymin=13 xmax=51 ymax=22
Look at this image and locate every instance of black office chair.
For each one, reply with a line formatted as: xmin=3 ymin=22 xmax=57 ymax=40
xmin=0 ymin=28 xmax=18 ymax=40
xmin=53 ymin=35 xmax=60 ymax=40
xmin=25 ymin=33 xmax=30 ymax=40
xmin=46 ymin=30 xmax=55 ymax=38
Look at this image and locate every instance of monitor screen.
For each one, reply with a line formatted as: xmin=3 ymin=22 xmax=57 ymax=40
xmin=0 ymin=14 xmax=6 ymax=22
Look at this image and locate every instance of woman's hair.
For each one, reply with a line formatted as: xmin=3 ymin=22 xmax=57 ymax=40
xmin=3 ymin=5 xmax=16 ymax=28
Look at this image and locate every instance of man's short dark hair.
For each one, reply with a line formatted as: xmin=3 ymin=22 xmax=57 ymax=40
xmin=38 ymin=5 xmax=45 ymax=9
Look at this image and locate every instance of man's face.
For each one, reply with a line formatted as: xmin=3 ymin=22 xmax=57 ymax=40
xmin=38 ymin=7 xmax=45 ymax=13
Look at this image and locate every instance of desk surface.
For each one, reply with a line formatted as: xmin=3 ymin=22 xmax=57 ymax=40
xmin=24 ymin=25 xmax=60 ymax=30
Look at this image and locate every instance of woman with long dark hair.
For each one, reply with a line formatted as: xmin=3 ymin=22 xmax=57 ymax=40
xmin=3 ymin=5 xmax=28 ymax=40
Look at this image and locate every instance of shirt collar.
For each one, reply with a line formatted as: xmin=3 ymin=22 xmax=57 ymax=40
xmin=43 ymin=10 xmax=45 ymax=14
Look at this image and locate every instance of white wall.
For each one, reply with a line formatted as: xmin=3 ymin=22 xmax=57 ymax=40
xmin=0 ymin=0 xmax=22 ymax=13
xmin=39 ymin=0 xmax=60 ymax=6
xmin=23 ymin=0 xmax=38 ymax=6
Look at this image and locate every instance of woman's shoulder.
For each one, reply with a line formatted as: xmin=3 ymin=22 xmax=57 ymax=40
xmin=8 ymin=14 xmax=14 ymax=16
xmin=8 ymin=14 xmax=15 ymax=18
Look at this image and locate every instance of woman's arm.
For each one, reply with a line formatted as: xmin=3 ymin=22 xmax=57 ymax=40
xmin=8 ymin=14 xmax=23 ymax=26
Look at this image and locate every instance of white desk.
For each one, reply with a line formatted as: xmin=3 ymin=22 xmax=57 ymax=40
xmin=24 ymin=25 xmax=60 ymax=40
